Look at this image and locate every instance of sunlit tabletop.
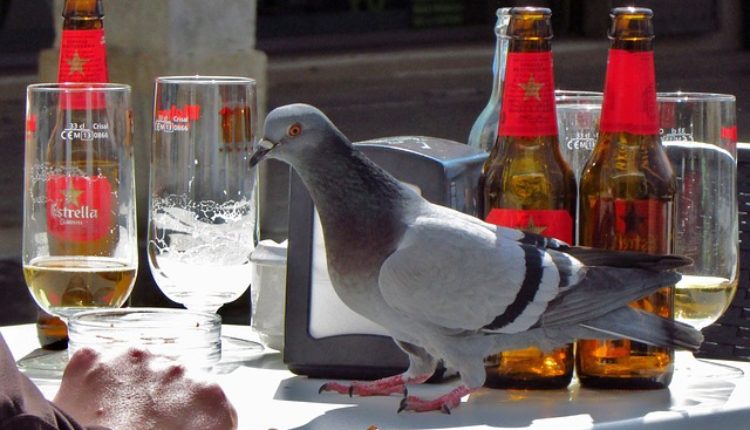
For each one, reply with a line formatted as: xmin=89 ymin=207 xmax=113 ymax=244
xmin=3 ymin=323 xmax=750 ymax=430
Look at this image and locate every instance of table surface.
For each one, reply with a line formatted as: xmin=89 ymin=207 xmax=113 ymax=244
xmin=3 ymin=323 xmax=750 ymax=430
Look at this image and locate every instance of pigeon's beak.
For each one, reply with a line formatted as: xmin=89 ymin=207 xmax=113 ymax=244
xmin=249 ymin=139 xmax=276 ymax=167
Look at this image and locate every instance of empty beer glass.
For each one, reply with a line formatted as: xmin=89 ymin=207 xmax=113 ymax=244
xmin=148 ymin=76 xmax=259 ymax=318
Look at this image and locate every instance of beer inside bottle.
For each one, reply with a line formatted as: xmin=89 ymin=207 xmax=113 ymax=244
xmin=37 ymin=0 xmax=110 ymax=346
xmin=576 ymin=7 xmax=676 ymax=389
xmin=37 ymin=311 xmax=69 ymax=350
xmin=481 ymin=7 xmax=576 ymax=389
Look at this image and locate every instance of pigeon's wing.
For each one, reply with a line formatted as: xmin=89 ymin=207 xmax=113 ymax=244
xmin=378 ymin=207 xmax=584 ymax=334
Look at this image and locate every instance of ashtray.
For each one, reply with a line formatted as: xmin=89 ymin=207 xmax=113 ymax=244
xmin=68 ymin=308 xmax=222 ymax=369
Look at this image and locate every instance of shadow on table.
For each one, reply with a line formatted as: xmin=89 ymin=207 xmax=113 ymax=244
xmin=272 ymin=375 xmax=738 ymax=429
xmin=213 ymin=348 xmax=287 ymax=374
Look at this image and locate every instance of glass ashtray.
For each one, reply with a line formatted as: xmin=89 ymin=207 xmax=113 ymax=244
xmin=68 ymin=308 xmax=221 ymax=370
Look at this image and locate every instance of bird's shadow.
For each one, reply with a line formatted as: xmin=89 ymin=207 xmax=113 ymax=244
xmin=272 ymin=375 xmax=737 ymax=429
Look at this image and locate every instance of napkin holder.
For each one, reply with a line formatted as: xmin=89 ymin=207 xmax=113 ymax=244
xmin=284 ymin=136 xmax=487 ymax=379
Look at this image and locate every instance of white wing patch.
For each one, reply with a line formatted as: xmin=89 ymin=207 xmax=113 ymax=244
xmin=378 ymin=205 xmax=565 ymax=334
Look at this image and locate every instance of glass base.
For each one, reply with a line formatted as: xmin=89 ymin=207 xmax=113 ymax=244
xmin=16 ymin=348 xmax=68 ymax=381
xmin=676 ymin=350 xmax=744 ymax=380
xmin=221 ymin=335 xmax=264 ymax=360
xmin=211 ymin=335 xmax=265 ymax=374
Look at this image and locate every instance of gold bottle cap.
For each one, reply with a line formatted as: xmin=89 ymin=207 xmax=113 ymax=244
xmin=508 ymin=7 xmax=553 ymax=40
xmin=63 ymin=0 xmax=103 ymax=18
xmin=609 ymin=7 xmax=654 ymax=40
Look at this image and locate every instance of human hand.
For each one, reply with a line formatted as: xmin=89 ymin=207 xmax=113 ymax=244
xmin=53 ymin=348 xmax=237 ymax=430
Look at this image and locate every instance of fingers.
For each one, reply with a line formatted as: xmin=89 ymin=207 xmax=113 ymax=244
xmin=56 ymin=346 xmax=239 ymax=430
xmin=161 ymin=363 xmax=186 ymax=383
xmin=127 ymin=347 xmax=149 ymax=362
xmin=55 ymin=348 xmax=102 ymax=404
xmin=191 ymin=382 xmax=239 ymax=430
xmin=64 ymin=347 xmax=100 ymax=376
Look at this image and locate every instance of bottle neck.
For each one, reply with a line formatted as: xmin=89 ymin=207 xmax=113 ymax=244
xmin=58 ymin=0 xmax=107 ymax=84
xmin=489 ymin=13 xmax=511 ymax=101
xmin=488 ymin=37 xmax=504 ymax=100
xmin=62 ymin=17 xmax=104 ymax=31
xmin=498 ymin=41 xmax=557 ymax=140
xmin=62 ymin=0 xmax=103 ymax=29
xmin=599 ymin=39 xmax=658 ymax=136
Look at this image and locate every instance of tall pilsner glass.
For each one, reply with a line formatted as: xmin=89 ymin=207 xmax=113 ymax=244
xmin=148 ymin=77 xmax=259 ymax=350
xmin=22 ymin=83 xmax=137 ymax=374
xmin=658 ymin=92 xmax=741 ymax=377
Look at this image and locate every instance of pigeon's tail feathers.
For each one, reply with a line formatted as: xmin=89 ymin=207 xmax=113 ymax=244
xmin=565 ymin=247 xmax=691 ymax=271
xmin=540 ymin=266 xmax=680 ymax=327
xmin=581 ymin=306 xmax=704 ymax=352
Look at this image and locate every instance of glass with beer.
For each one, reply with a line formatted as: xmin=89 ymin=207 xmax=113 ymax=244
xmin=21 ymin=82 xmax=137 ymax=374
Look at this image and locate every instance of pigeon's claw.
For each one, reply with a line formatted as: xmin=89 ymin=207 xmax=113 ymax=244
xmin=319 ymin=373 xmax=432 ymax=398
xmin=397 ymin=385 xmax=473 ymax=413
xmin=318 ymin=379 xmax=406 ymax=397
xmin=318 ymin=382 xmax=355 ymax=396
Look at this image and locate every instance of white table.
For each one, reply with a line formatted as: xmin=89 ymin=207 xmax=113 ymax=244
xmin=3 ymin=323 xmax=750 ymax=430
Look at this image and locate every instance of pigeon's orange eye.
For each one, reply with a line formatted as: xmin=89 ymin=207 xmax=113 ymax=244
xmin=287 ymin=123 xmax=302 ymax=137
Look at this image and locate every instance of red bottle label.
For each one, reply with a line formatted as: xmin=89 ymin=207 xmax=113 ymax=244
xmin=58 ymin=29 xmax=108 ymax=110
xmin=26 ymin=115 xmax=37 ymax=134
xmin=599 ymin=50 xmax=659 ymax=135
xmin=721 ymin=125 xmax=737 ymax=141
xmin=499 ymin=51 xmax=558 ymax=137
xmin=485 ymin=208 xmax=573 ymax=244
xmin=587 ymin=198 xmax=670 ymax=253
xmin=46 ymin=174 xmax=112 ymax=242
xmin=58 ymin=29 xmax=108 ymax=82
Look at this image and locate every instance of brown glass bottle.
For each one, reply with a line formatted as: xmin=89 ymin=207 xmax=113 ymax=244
xmin=47 ymin=0 xmax=114 ymax=257
xmin=576 ymin=7 xmax=676 ymax=389
xmin=481 ymin=7 xmax=576 ymax=389
xmin=37 ymin=311 xmax=69 ymax=350
xmin=37 ymin=0 xmax=109 ymax=348
xmin=58 ymin=0 xmax=108 ymax=82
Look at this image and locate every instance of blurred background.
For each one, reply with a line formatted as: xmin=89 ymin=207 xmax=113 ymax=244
xmin=1 ymin=0 xmax=748 ymax=327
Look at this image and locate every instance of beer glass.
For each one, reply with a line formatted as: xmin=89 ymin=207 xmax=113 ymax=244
xmin=659 ymin=92 xmax=740 ymax=376
xmin=21 ymin=83 xmax=137 ymax=373
xmin=556 ymin=90 xmax=602 ymax=244
xmin=659 ymin=92 xmax=738 ymax=329
xmin=148 ymin=76 xmax=260 ymax=351
xmin=555 ymin=90 xmax=602 ymax=184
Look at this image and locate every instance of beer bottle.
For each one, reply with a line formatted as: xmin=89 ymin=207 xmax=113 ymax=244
xmin=467 ymin=7 xmax=510 ymax=153
xmin=37 ymin=311 xmax=69 ymax=350
xmin=38 ymin=0 xmax=110 ymax=348
xmin=481 ymin=7 xmax=576 ymax=389
xmin=576 ymin=7 xmax=676 ymax=389
xmin=48 ymin=0 xmax=113 ymax=257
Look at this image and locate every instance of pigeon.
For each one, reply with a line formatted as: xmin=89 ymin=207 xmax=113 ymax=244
xmin=249 ymin=103 xmax=703 ymax=413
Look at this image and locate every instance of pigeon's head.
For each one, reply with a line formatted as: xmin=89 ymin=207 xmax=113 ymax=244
xmin=250 ymin=103 xmax=346 ymax=168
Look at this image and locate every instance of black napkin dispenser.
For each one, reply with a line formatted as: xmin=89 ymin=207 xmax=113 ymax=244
xmin=284 ymin=136 xmax=487 ymax=379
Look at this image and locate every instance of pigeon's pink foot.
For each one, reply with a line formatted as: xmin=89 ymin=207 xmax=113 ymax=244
xmin=398 ymin=385 xmax=473 ymax=414
xmin=319 ymin=373 xmax=432 ymax=397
